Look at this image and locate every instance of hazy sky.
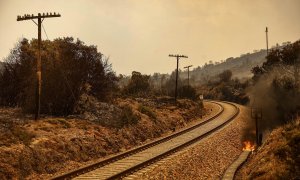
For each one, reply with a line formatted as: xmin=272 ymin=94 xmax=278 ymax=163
xmin=0 ymin=0 xmax=299 ymax=75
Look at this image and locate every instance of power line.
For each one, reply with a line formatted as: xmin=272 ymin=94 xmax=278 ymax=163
xmin=42 ymin=19 xmax=76 ymax=101
xmin=42 ymin=23 xmax=49 ymax=40
xmin=37 ymin=19 xmax=77 ymax=103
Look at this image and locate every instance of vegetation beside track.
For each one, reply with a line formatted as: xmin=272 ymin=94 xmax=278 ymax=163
xmin=0 ymin=98 xmax=210 ymax=179
xmin=236 ymin=118 xmax=300 ymax=179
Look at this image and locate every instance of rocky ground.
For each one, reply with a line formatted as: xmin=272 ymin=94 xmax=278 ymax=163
xmin=135 ymin=104 xmax=251 ymax=180
xmin=0 ymin=97 xmax=212 ymax=179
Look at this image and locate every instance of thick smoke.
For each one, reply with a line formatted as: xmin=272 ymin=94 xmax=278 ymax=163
xmin=243 ymin=54 xmax=300 ymax=144
xmin=247 ymin=71 xmax=282 ymax=129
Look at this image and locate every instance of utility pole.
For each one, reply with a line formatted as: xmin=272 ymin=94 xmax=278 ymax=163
xmin=169 ymin=54 xmax=188 ymax=102
xmin=184 ymin=65 xmax=192 ymax=86
xmin=251 ymin=107 xmax=262 ymax=146
xmin=17 ymin=12 xmax=61 ymax=120
xmin=265 ymin=27 xmax=269 ymax=56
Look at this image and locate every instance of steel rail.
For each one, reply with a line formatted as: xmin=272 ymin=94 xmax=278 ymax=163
xmin=107 ymin=101 xmax=239 ymax=179
xmin=51 ymin=101 xmax=234 ymax=180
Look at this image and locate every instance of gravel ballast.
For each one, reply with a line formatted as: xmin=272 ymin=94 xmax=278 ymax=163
xmin=135 ymin=104 xmax=251 ymax=180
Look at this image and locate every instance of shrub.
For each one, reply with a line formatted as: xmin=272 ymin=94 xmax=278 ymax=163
xmin=178 ymin=85 xmax=198 ymax=100
xmin=138 ymin=105 xmax=157 ymax=120
xmin=118 ymin=106 xmax=140 ymax=127
xmin=123 ymin=71 xmax=151 ymax=96
xmin=12 ymin=128 xmax=35 ymax=146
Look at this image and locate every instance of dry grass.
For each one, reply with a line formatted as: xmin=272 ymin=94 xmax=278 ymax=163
xmin=0 ymin=98 xmax=209 ymax=179
xmin=236 ymin=118 xmax=300 ymax=179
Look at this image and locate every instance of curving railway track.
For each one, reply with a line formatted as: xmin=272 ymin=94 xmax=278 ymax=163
xmin=51 ymin=101 xmax=239 ymax=180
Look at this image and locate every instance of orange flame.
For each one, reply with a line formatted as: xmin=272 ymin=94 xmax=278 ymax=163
xmin=242 ymin=141 xmax=255 ymax=151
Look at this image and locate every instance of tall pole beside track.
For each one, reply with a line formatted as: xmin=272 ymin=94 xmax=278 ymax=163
xmin=251 ymin=108 xmax=262 ymax=146
xmin=17 ymin=12 xmax=61 ymax=120
xmin=265 ymin=27 xmax=269 ymax=56
xmin=184 ymin=65 xmax=192 ymax=86
xmin=169 ymin=54 xmax=188 ymax=102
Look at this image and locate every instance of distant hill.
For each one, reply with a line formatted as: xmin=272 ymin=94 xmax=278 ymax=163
xmin=186 ymin=49 xmax=268 ymax=83
xmin=149 ymin=49 xmax=269 ymax=87
xmin=185 ymin=41 xmax=296 ymax=84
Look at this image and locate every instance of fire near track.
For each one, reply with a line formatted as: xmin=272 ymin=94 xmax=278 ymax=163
xmin=51 ymin=101 xmax=239 ymax=180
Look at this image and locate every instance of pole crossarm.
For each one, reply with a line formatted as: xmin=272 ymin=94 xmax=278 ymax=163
xmin=184 ymin=65 xmax=192 ymax=69
xmin=17 ymin=12 xmax=61 ymax=21
xmin=168 ymin=53 xmax=188 ymax=102
xmin=184 ymin=65 xmax=192 ymax=86
xmin=169 ymin=54 xmax=188 ymax=58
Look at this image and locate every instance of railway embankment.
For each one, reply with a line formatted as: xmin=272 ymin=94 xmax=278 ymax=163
xmin=0 ymin=97 xmax=213 ymax=179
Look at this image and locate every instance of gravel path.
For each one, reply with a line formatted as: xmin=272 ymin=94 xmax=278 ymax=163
xmin=133 ymin=104 xmax=250 ymax=180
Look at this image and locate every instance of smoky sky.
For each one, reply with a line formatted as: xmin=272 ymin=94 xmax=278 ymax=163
xmin=0 ymin=0 xmax=300 ymax=75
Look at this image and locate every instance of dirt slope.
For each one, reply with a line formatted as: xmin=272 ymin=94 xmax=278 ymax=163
xmin=0 ymin=98 xmax=210 ymax=179
xmin=235 ymin=118 xmax=300 ymax=179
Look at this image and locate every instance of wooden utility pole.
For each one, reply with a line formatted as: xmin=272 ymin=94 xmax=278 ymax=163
xmin=184 ymin=65 xmax=192 ymax=86
xmin=251 ymin=108 xmax=262 ymax=146
xmin=169 ymin=54 xmax=188 ymax=102
xmin=265 ymin=27 xmax=269 ymax=56
xmin=17 ymin=12 xmax=61 ymax=120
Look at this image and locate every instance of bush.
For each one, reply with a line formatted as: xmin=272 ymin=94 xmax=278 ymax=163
xmin=118 ymin=106 xmax=140 ymax=127
xmin=0 ymin=38 xmax=118 ymax=115
xmin=162 ymin=70 xmax=183 ymax=97
xmin=12 ymin=128 xmax=35 ymax=146
xmin=138 ymin=105 xmax=157 ymax=120
xmin=123 ymin=71 xmax=151 ymax=96
xmin=178 ymin=85 xmax=198 ymax=100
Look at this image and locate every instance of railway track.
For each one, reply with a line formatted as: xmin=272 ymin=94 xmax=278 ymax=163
xmin=51 ymin=101 xmax=239 ymax=180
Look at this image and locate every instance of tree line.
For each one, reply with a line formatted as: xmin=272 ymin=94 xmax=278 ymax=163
xmin=0 ymin=37 xmax=118 ymax=115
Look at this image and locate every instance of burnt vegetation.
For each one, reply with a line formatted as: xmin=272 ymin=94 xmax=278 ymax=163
xmin=0 ymin=34 xmax=299 ymax=179
xmin=120 ymin=70 xmax=198 ymax=100
xmin=1 ymin=37 xmax=299 ymax=127
xmin=0 ymin=37 xmax=118 ymax=115
xmin=250 ymin=40 xmax=300 ymax=127
xmin=197 ymin=69 xmax=250 ymax=104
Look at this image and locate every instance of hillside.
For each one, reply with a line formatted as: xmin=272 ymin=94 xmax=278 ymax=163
xmin=236 ymin=118 xmax=300 ymax=179
xmin=148 ymin=49 xmax=269 ymax=90
xmin=187 ymin=49 xmax=268 ymax=83
xmin=0 ymin=97 xmax=211 ymax=179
